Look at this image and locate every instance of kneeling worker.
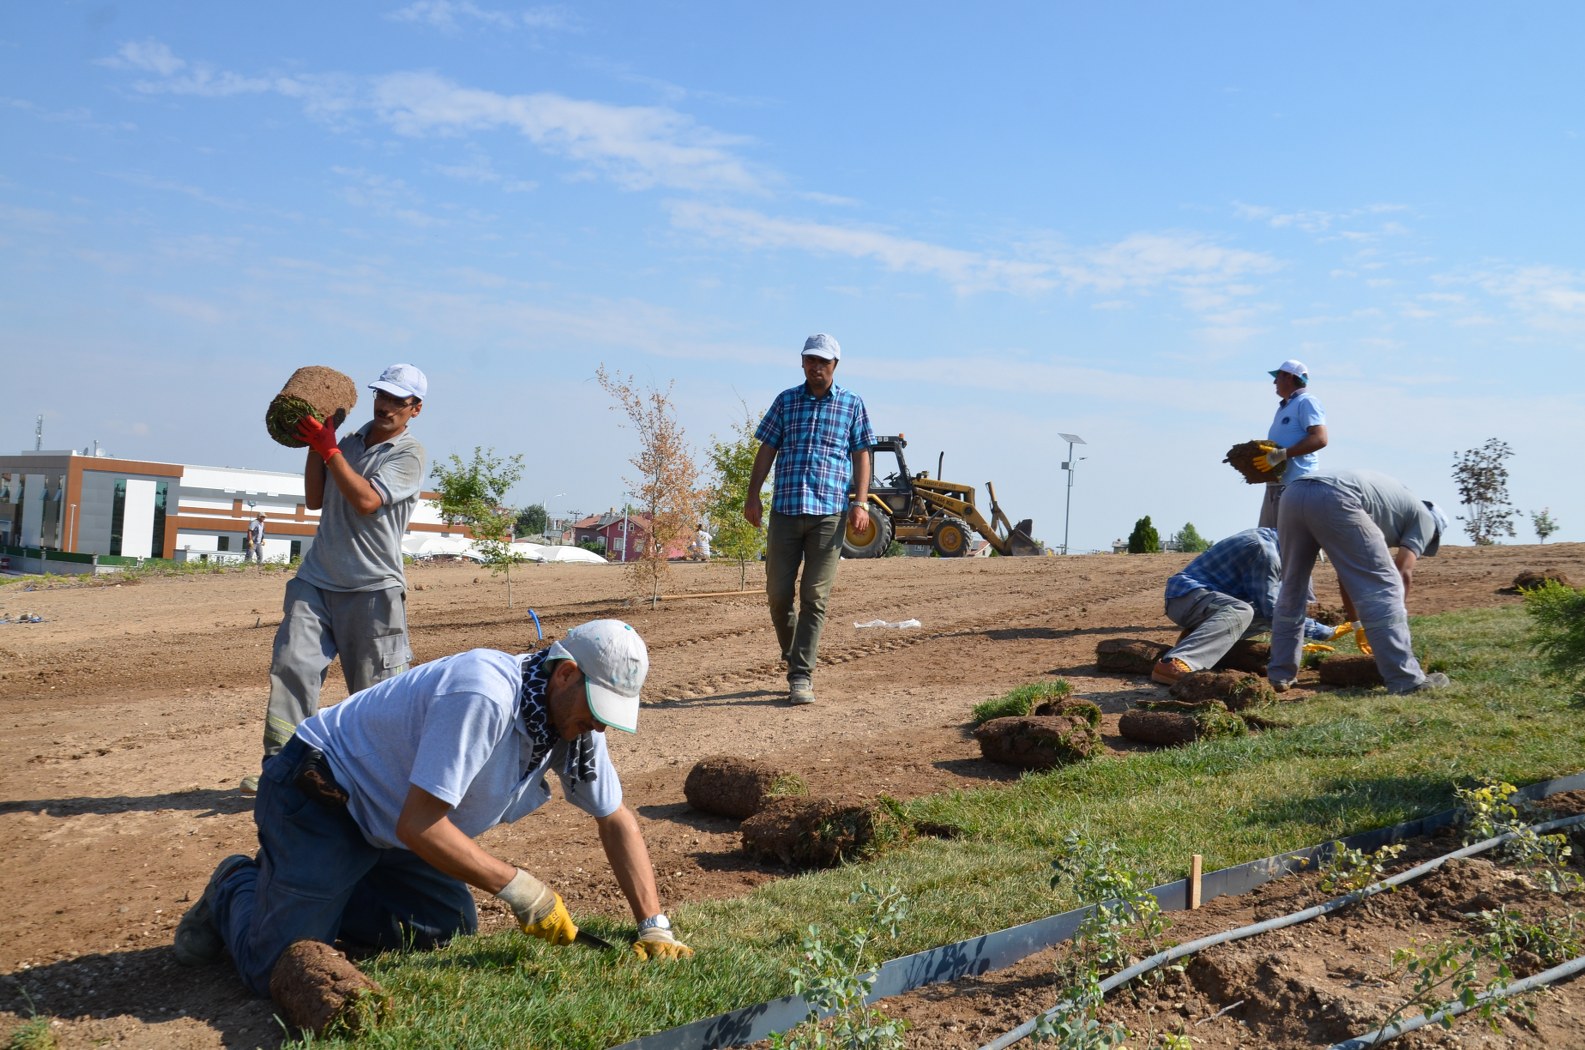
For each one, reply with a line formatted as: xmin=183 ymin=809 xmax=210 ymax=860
xmin=175 ymin=619 xmax=692 ymax=995
xmin=1153 ymin=527 xmax=1341 ymax=685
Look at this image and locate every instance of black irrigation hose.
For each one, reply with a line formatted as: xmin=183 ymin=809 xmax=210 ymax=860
xmin=979 ymin=813 xmax=1585 ymax=1050
xmin=1328 ymin=954 xmax=1585 ymax=1049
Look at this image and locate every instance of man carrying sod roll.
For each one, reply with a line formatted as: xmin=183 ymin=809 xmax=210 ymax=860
xmin=175 ymin=619 xmax=692 ymax=996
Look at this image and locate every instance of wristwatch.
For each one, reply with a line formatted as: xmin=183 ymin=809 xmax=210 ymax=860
xmin=637 ymin=913 xmax=671 ymax=934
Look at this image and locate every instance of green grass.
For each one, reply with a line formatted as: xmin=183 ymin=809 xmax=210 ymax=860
xmin=299 ymin=605 xmax=1585 ymax=1048
xmin=970 ymin=678 xmax=1074 ymax=724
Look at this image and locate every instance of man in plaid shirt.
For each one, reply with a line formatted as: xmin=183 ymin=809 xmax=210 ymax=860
xmin=1152 ymin=527 xmax=1340 ymax=685
xmin=744 ymin=334 xmax=875 ymax=705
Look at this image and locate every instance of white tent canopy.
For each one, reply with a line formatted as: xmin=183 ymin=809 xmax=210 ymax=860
xmin=403 ymin=535 xmax=608 ymax=565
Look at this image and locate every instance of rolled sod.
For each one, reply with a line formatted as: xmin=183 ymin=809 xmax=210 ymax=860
xmin=266 ymin=367 xmax=358 ymax=448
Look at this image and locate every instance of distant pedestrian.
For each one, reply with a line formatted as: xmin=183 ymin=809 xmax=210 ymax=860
xmin=1270 ymin=469 xmax=1450 ymax=694
xmin=690 ymin=523 xmax=711 ymax=562
xmin=744 ymin=334 xmax=875 ymax=706
xmin=1255 ymin=359 xmax=1328 ymax=528
xmin=246 ymin=513 xmax=266 ymax=565
xmin=242 ymin=364 xmax=428 ymax=795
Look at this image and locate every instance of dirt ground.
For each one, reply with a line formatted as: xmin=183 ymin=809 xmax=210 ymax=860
xmin=2 ymin=542 xmax=1583 ymax=1049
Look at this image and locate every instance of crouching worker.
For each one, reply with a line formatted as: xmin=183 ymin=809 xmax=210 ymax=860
xmin=175 ymin=619 xmax=692 ymax=994
xmin=1153 ymin=527 xmax=1342 ymax=685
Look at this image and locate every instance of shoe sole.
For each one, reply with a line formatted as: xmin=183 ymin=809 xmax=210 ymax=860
xmin=174 ymin=854 xmax=253 ymax=965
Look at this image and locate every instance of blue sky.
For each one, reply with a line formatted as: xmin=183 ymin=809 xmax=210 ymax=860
xmin=4 ymin=2 xmax=1582 ymax=551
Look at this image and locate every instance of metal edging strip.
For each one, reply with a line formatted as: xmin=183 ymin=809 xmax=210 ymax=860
xmin=609 ymin=770 xmax=1585 ymax=1050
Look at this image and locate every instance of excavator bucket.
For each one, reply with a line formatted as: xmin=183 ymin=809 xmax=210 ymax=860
xmin=1006 ymin=518 xmax=1042 ymax=557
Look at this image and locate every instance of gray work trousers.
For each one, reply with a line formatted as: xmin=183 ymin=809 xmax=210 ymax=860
xmin=1163 ymin=589 xmax=1262 ymax=672
xmin=765 ymin=511 xmax=844 ymax=681
xmin=1257 ymin=483 xmax=1284 ymax=529
xmin=1270 ymin=481 xmax=1425 ymax=692
xmin=262 ymin=577 xmax=411 ymax=755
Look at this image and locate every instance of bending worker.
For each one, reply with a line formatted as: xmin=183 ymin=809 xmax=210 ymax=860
xmin=1153 ymin=527 xmax=1341 ymax=685
xmin=1270 ymin=469 xmax=1450 ymax=695
xmin=176 ymin=619 xmax=693 ymax=995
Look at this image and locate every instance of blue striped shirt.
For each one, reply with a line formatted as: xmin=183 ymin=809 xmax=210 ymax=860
xmin=1165 ymin=528 xmax=1333 ymax=640
xmin=756 ymin=382 xmax=875 ymax=516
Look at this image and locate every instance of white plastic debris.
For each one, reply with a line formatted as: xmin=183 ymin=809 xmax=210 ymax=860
xmin=853 ymin=618 xmax=922 ymax=629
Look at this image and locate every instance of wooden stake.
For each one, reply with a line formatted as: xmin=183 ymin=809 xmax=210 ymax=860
xmin=1189 ymin=854 xmax=1203 ymax=909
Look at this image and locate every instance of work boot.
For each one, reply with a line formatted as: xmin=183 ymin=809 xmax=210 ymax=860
xmin=239 ymin=775 xmax=260 ymax=796
xmin=1399 ymin=671 xmax=1451 ymax=695
xmin=788 ymin=676 xmax=816 ymax=706
xmin=173 ymin=854 xmax=253 ymax=966
xmin=1269 ymin=679 xmax=1295 ymax=693
xmin=1150 ymin=657 xmax=1191 ymax=686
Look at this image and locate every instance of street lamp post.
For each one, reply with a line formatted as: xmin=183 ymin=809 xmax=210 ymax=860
xmin=544 ymin=492 xmax=564 ymax=543
xmin=1058 ymin=432 xmax=1087 ymax=556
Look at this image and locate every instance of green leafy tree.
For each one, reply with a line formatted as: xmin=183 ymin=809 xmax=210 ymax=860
xmin=1170 ymin=522 xmax=1211 ymax=553
xmin=1525 ymin=580 xmax=1585 ymax=698
xmin=596 ymin=365 xmax=701 ymax=607
xmin=430 ymin=447 xmax=526 ymax=607
xmin=1127 ymin=515 xmax=1160 ymax=554
xmin=1452 ymin=438 xmax=1517 ymax=545
xmin=1531 ymin=508 xmax=1559 ymax=544
xmin=703 ymin=405 xmax=768 ymax=589
xmin=514 ymin=503 xmax=548 ymax=539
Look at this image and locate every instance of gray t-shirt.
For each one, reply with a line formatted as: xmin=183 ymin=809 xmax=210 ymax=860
xmin=295 ymin=648 xmax=622 ymax=850
xmin=296 ymin=423 xmax=426 ymax=593
xmin=1293 ymin=469 xmax=1442 ymax=556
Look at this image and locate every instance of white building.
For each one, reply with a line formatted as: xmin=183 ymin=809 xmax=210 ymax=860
xmin=0 ymin=449 xmax=461 ymax=572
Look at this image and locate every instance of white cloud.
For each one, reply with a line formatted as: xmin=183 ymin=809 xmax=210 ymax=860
xmin=386 ymin=1 xmax=573 ymax=32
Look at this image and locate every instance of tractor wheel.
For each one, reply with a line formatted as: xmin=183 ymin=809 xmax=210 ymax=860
xmin=842 ymin=506 xmax=893 ymax=558
xmin=933 ymin=517 xmax=973 ymax=557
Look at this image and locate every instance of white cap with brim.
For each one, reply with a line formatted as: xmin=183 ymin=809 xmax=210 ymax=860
xmin=370 ymin=363 xmax=429 ymax=401
xmin=1422 ymin=501 xmax=1449 ymax=556
xmin=1268 ymin=359 xmax=1309 ymax=384
xmin=546 ymin=619 xmax=648 ymax=733
xmin=802 ymin=333 xmax=841 ymax=361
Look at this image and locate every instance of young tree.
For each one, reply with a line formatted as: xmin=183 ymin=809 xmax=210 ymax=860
xmin=703 ymin=404 xmax=768 ymax=589
xmin=514 ymin=503 xmax=548 ymax=539
xmin=1452 ymin=438 xmax=1517 ymax=545
xmin=595 ymin=365 xmax=701 ymax=607
xmin=1127 ymin=515 xmax=1161 ymax=554
xmin=1532 ymin=508 xmax=1560 ymax=544
xmin=1171 ymin=522 xmax=1211 ymax=553
xmin=430 ymin=447 xmax=526 ymax=607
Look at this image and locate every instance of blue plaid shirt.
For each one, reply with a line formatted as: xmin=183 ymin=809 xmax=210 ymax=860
xmin=1165 ymin=528 xmax=1333 ymax=640
xmin=756 ymin=382 xmax=874 ymax=516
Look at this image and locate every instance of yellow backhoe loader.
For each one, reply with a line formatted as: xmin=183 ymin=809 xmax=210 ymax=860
xmin=843 ymin=434 xmax=1042 ymax=558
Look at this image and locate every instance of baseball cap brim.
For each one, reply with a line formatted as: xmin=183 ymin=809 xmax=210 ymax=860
xmin=583 ymin=678 xmax=638 ymax=733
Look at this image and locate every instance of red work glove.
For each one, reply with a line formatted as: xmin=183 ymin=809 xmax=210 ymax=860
xmin=296 ymin=414 xmax=341 ymax=462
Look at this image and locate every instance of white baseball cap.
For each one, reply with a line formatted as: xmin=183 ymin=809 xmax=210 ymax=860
xmin=802 ymin=333 xmax=841 ymax=361
xmin=1422 ymin=501 xmax=1450 ymax=556
xmin=1268 ymin=359 xmax=1309 ymax=384
xmin=546 ymin=619 xmax=648 ymax=733
xmin=370 ymin=363 xmax=428 ymax=401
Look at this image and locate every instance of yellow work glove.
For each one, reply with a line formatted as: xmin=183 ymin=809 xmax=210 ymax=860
xmin=1352 ymin=622 xmax=1373 ymax=656
xmin=1302 ymin=643 xmax=1335 ymax=654
xmin=633 ymin=916 xmax=694 ymax=961
xmin=1254 ymin=442 xmax=1287 ymax=473
xmin=495 ymin=869 xmax=578 ymax=946
xmin=1328 ymin=623 xmax=1353 ymax=642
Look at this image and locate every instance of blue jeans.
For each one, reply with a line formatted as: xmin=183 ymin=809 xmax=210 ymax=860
xmin=765 ymin=511 xmax=845 ymax=681
xmin=210 ymin=737 xmax=477 ymax=996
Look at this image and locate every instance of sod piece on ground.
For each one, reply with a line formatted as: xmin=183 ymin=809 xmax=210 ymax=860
xmin=1316 ymin=653 xmax=1386 ymax=688
xmin=1032 ymin=696 xmax=1102 ymax=726
xmin=1212 ymin=639 xmax=1269 ymax=674
xmin=1096 ymin=638 xmax=1168 ymax=674
xmin=1120 ymin=700 xmax=1246 ymax=746
xmin=1170 ymin=669 xmax=1276 ymax=710
xmin=266 ymin=366 xmax=359 ymax=447
xmin=1223 ymin=439 xmax=1276 ymax=485
xmin=683 ymin=756 xmax=806 ymax=819
xmin=974 ymin=713 xmax=1100 ymax=769
xmin=1513 ymin=569 xmax=1573 ymax=591
xmin=740 ymin=795 xmax=909 ymax=869
xmin=270 ymin=939 xmax=387 ymax=1038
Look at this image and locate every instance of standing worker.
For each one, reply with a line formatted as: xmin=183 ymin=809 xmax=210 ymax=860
xmin=1269 ymin=469 xmax=1450 ymax=695
xmin=1254 ymin=359 xmax=1328 ymax=528
xmin=242 ymin=364 xmax=428 ymax=794
xmin=744 ymin=334 xmax=875 ymax=706
xmin=246 ymin=513 xmax=267 ymax=565
xmin=175 ymin=620 xmax=693 ymax=995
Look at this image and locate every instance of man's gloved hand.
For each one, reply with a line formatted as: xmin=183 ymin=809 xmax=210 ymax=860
xmin=1302 ymin=642 xmax=1335 ymax=654
xmin=1254 ymin=442 xmax=1287 ymax=473
xmin=1352 ymin=622 xmax=1373 ymax=656
xmin=1329 ymin=623 xmax=1353 ymax=642
xmin=295 ymin=414 xmax=342 ymax=462
xmin=496 ymin=869 xmax=578 ymax=946
xmin=633 ymin=918 xmax=694 ymax=962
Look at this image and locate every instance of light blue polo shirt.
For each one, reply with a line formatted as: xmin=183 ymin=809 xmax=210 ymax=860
xmin=1267 ymin=388 xmax=1325 ymax=482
